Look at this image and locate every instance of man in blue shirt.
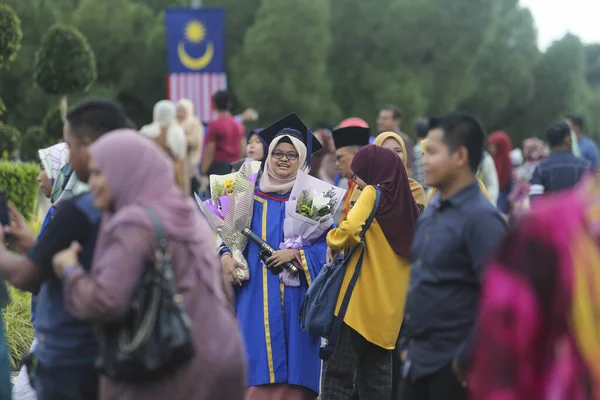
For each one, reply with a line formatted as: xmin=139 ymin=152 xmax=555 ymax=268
xmin=565 ymin=114 xmax=599 ymax=170
xmin=529 ymin=121 xmax=590 ymax=199
xmin=399 ymin=112 xmax=507 ymax=400
xmin=0 ymin=99 xmax=133 ymax=400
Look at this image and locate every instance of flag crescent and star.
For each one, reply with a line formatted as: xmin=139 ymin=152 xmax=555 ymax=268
xmin=177 ymin=20 xmax=214 ymax=71
xmin=166 ymin=8 xmax=226 ymax=122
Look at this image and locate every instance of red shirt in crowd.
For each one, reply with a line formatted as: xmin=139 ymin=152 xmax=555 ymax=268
xmin=206 ymin=114 xmax=245 ymax=163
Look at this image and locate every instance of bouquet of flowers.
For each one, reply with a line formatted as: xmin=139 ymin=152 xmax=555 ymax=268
xmin=195 ymin=160 xmax=260 ymax=282
xmin=283 ymin=170 xmax=346 ymax=250
xmin=205 ymin=160 xmax=261 ymax=219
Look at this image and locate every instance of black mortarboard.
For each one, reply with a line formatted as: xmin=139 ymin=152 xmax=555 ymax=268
xmin=331 ymin=126 xmax=371 ymax=149
xmin=259 ymin=113 xmax=323 ymax=165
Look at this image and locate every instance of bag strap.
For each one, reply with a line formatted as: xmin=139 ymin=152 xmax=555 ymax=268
xmin=322 ymin=187 xmax=380 ymax=357
xmin=359 ymin=186 xmax=381 ymax=239
xmin=142 ymin=207 xmax=168 ymax=254
xmin=142 ymin=207 xmax=173 ymax=280
xmin=341 ymin=185 xmax=381 ymax=258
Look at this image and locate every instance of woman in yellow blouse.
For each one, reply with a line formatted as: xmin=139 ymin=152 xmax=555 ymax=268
xmin=374 ymin=131 xmax=426 ymax=211
xmin=320 ymin=145 xmax=420 ymax=399
xmin=421 ymin=138 xmax=489 ymax=202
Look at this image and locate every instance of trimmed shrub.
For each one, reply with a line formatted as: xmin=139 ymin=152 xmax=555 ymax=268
xmin=0 ymin=4 xmax=22 ymax=67
xmin=21 ymin=126 xmax=51 ymax=162
xmin=0 ymin=124 xmax=20 ymax=159
xmin=42 ymin=107 xmax=64 ymax=142
xmin=0 ymin=162 xmax=40 ymax=220
xmin=3 ymin=285 xmax=32 ymax=370
xmin=34 ymin=24 xmax=97 ymax=96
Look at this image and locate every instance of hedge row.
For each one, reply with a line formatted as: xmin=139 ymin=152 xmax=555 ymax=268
xmin=0 ymin=163 xmax=40 ymax=367
xmin=0 ymin=161 xmax=40 ymax=220
xmin=4 ymin=286 xmax=32 ymax=369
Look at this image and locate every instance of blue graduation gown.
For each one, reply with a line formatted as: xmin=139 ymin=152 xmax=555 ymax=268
xmin=232 ymin=190 xmax=327 ymax=394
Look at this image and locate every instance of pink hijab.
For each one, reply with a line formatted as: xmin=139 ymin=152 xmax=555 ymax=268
xmin=88 ymin=130 xmax=204 ymax=245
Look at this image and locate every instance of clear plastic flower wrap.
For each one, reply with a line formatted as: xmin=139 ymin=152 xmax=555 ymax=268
xmin=195 ymin=160 xmax=259 ymax=282
xmin=283 ymin=170 xmax=347 ymax=249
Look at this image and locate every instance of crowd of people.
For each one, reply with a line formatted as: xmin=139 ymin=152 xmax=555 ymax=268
xmin=0 ymin=91 xmax=598 ymax=400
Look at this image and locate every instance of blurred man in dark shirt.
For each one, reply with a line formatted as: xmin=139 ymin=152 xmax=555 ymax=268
xmin=529 ymin=121 xmax=590 ymax=200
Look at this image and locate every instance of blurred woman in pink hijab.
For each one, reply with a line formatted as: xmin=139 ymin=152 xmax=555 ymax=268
xmin=53 ymin=131 xmax=246 ymax=399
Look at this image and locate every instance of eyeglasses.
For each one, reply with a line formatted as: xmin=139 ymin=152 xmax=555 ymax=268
xmin=271 ymin=150 xmax=299 ymax=160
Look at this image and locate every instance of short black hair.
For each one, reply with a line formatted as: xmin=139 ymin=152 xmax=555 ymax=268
xmin=414 ymin=117 xmax=429 ymax=139
xmin=546 ymin=121 xmax=571 ymax=147
xmin=565 ymin=114 xmax=585 ymax=129
xmin=213 ymin=90 xmax=231 ymax=111
xmin=428 ymin=111 xmax=486 ymax=172
xmin=381 ymin=105 xmax=403 ymax=120
xmin=66 ymin=98 xmax=131 ymax=140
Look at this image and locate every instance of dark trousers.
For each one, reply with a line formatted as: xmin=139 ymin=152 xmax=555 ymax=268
xmin=321 ymin=324 xmax=392 ymax=400
xmin=391 ymin=337 xmax=404 ymax=399
xmin=399 ymin=363 xmax=466 ymax=400
xmin=35 ymin=362 xmax=98 ymax=400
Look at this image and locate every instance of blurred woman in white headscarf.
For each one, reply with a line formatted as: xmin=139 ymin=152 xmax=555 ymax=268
xmin=177 ymin=99 xmax=205 ymax=195
xmin=140 ymin=100 xmax=188 ymax=192
xmin=13 ymin=142 xmax=71 ymax=400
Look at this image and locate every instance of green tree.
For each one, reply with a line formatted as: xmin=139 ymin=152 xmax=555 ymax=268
xmin=328 ymin=0 xmax=397 ymax=124
xmin=0 ymin=0 xmax=60 ymax=131
xmin=20 ymin=125 xmax=49 ymax=162
xmin=0 ymin=3 xmax=22 ymax=67
xmin=71 ymin=0 xmax=165 ymax=125
xmin=386 ymin=0 xmax=496 ymax=114
xmin=458 ymin=0 xmax=539 ymax=139
xmin=204 ymin=0 xmax=262 ymax=83
xmin=0 ymin=124 xmax=20 ymax=159
xmin=517 ymin=34 xmax=588 ymax=137
xmin=136 ymin=0 xmax=187 ymax=13
xmin=34 ymin=24 xmax=97 ymax=120
xmin=328 ymin=0 xmax=496 ymax=129
xmin=585 ymin=44 xmax=600 ymax=89
xmin=234 ymin=0 xmax=339 ymax=125
xmin=42 ymin=107 xmax=64 ymax=142
xmin=0 ymin=3 xmax=23 ymax=115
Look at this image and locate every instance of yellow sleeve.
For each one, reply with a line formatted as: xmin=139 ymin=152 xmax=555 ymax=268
xmin=477 ymin=178 xmax=489 ymax=198
xmin=427 ymin=188 xmax=436 ymax=203
xmin=327 ymin=185 xmax=376 ymax=251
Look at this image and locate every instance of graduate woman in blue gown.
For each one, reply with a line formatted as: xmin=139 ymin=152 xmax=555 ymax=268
xmin=219 ymin=113 xmax=327 ymax=400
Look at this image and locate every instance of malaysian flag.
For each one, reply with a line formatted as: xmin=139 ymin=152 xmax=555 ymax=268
xmin=165 ymin=8 xmax=226 ymax=123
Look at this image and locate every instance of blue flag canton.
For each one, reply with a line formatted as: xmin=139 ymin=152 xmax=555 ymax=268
xmin=165 ymin=8 xmax=225 ymax=74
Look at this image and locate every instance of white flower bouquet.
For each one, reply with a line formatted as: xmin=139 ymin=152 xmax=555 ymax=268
xmin=283 ymin=170 xmax=346 ymax=250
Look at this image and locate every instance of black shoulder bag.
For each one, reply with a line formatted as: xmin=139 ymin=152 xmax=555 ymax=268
xmin=95 ymin=207 xmax=196 ymax=382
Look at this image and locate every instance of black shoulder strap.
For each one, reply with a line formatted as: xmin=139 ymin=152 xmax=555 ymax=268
xmin=142 ymin=207 xmax=168 ymax=254
xmin=360 ymin=186 xmax=381 ymax=239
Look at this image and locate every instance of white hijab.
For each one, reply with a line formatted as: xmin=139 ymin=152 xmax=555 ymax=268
xmin=38 ymin=142 xmax=69 ymax=182
xmin=259 ymin=134 xmax=309 ymax=194
xmin=140 ymin=100 xmax=186 ymax=160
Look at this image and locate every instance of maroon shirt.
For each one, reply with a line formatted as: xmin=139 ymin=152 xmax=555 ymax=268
xmin=206 ymin=115 xmax=244 ymax=163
